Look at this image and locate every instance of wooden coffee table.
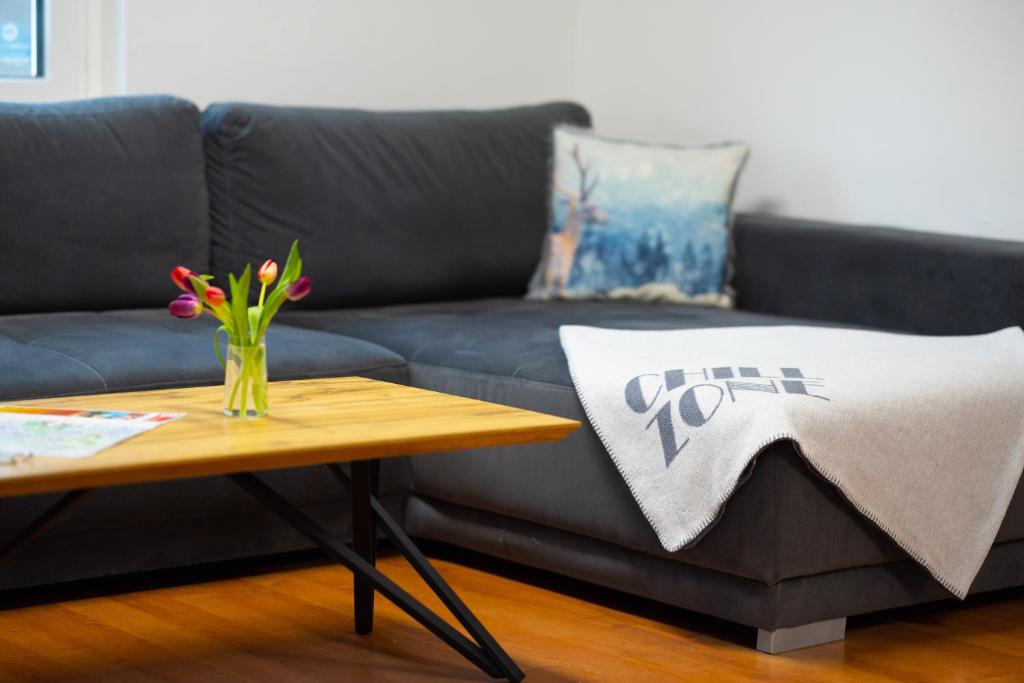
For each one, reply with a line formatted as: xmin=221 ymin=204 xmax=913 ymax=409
xmin=0 ymin=377 xmax=579 ymax=681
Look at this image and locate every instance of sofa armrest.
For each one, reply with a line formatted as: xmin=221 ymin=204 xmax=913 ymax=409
xmin=732 ymin=214 xmax=1024 ymax=334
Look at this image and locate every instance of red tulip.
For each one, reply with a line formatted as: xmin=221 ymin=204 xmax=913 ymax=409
xmin=168 ymin=293 xmax=203 ymax=319
xmin=258 ymin=259 xmax=278 ymax=285
xmin=285 ymin=276 xmax=311 ymax=301
xmin=170 ymin=266 xmax=197 ymax=293
xmin=204 ymin=286 xmax=226 ymax=306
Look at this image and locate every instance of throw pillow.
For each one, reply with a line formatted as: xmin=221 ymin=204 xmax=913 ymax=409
xmin=527 ymin=126 xmax=749 ymax=305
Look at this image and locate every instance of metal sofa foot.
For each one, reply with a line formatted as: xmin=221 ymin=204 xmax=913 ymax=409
xmin=756 ymin=617 xmax=846 ymax=654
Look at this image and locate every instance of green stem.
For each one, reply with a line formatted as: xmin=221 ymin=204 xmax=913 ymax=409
xmin=225 ymin=343 xmax=267 ymax=417
xmin=251 ymin=345 xmax=268 ymax=413
xmin=228 ymin=369 xmax=243 ymax=413
xmin=239 ymin=356 xmax=250 ymax=417
xmin=214 ymin=326 xmax=229 ymax=370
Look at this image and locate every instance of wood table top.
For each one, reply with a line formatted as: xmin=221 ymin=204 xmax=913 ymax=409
xmin=0 ymin=377 xmax=580 ymax=498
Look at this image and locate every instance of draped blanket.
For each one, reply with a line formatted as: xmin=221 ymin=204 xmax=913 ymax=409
xmin=559 ymin=325 xmax=1024 ymax=598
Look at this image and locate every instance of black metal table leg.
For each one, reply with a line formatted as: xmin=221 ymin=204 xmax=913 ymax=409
xmin=227 ymin=471 xmax=508 ymax=680
xmin=351 ymin=459 xmax=379 ymax=634
xmin=329 ymin=464 xmax=525 ymax=682
xmin=1 ymin=472 xmax=522 ymax=679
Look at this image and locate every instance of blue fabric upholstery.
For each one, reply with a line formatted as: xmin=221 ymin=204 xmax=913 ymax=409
xmin=282 ymin=298 xmax=1024 ymax=587
xmin=201 ymin=102 xmax=591 ymax=307
xmin=0 ymin=96 xmax=210 ymax=314
xmin=0 ymin=310 xmax=406 ymax=401
xmin=733 ymin=213 xmax=1024 ymax=334
xmin=280 ymin=298 xmax=843 ymax=387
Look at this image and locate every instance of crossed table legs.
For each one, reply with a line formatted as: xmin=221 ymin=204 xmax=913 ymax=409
xmin=1 ymin=462 xmax=525 ymax=682
xmin=228 ymin=460 xmax=525 ymax=682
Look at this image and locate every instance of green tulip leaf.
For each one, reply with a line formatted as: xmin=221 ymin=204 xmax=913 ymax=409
xmin=247 ymin=305 xmax=263 ymax=344
xmin=272 ymin=240 xmax=302 ymax=294
xmin=229 ymin=265 xmax=251 ymax=343
xmin=188 ymin=274 xmax=208 ymax=298
xmin=255 ymin=288 xmax=289 ymax=341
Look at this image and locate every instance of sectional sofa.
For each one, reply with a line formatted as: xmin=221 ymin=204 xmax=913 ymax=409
xmin=1 ymin=96 xmax=1023 ymax=652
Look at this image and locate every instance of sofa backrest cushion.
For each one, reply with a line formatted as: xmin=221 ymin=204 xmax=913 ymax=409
xmin=201 ymin=102 xmax=591 ymax=308
xmin=0 ymin=96 xmax=209 ymax=314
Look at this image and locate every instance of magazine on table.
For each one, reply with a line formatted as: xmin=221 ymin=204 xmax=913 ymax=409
xmin=0 ymin=406 xmax=184 ymax=463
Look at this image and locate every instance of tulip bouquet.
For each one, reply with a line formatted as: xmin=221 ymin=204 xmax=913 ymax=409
xmin=168 ymin=240 xmax=311 ymax=417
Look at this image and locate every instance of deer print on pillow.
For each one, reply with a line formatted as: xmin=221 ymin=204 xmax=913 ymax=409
xmin=544 ymin=144 xmax=608 ymax=294
xmin=527 ymin=127 xmax=749 ymax=306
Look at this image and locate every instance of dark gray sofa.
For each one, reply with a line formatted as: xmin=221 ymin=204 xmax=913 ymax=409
xmin=2 ymin=96 xmax=1023 ymax=653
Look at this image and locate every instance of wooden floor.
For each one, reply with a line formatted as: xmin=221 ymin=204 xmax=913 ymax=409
xmin=2 ymin=549 xmax=1024 ymax=682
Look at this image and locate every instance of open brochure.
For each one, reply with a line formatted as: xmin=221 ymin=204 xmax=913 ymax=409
xmin=0 ymin=406 xmax=184 ymax=462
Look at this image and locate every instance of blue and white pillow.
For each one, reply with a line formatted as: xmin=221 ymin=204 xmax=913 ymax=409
xmin=528 ymin=127 xmax=749 ymax=306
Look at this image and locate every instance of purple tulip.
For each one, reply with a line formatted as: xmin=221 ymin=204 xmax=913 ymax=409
xmin=168 ymin=293 xmax=203 ymax=319
xmin=286 ymin=276 xmax=312 ymax=301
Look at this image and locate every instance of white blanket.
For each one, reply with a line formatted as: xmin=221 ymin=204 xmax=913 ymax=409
xmin=559 ymin=325 xmax=1024 ymax=598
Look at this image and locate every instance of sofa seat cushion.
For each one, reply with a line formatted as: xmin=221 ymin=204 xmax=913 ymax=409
xmin=281 ymin=298 xmax=1024 ymax=585
xmin=280 ymin=298 xmax=816 ymax=387
xmin=0 ymin=309 xmax=407 ymax=401
xmin=0 ymin=337 xmax=109 ymax=399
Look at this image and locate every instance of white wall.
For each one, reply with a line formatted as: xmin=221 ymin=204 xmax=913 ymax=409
xmin=121 ymin=0 xmax=577 ymax=110
xmin=573 ymin=0 xmax=1024 ymax=241
xmin=2 ymin=1 xmax=1021 ymax=241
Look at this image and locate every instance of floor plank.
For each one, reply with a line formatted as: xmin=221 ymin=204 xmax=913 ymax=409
xmin=1 ymin=550 xmax=1023 ymax=682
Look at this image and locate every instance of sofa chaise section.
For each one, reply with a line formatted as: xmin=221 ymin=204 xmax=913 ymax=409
xmin=281 ymin=296 xmax=1024 ymax=629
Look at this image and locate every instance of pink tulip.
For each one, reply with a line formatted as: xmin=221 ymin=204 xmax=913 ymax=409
xmin=205 ymin=286 xmax=226 ymax=306
xmin=168 ymin=293 xmax=203 ymax=319
xmin=170 ymin=266 xmax=197 ymax=293
xmin=258 ymin=259 xmax=278 ymax=286
xmin=286 ymin=276 xmax=311 ymax=301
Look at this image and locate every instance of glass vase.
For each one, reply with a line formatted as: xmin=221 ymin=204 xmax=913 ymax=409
xmin=223 ymin=341 xmax=268 ymax=417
